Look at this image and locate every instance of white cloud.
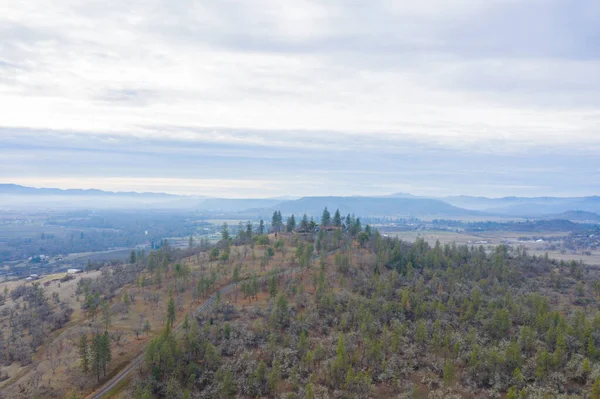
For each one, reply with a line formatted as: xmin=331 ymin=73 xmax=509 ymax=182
xmin=1 ymin=0 xmax=599 ymax=196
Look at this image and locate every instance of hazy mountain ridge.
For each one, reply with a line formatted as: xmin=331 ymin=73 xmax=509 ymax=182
xmin=443 ymin=194 xmax=600 ymax=215
xmin=0 ymin=184 xmax=184 ymax=198
xmin=271 ymin=196 xmax=475 ymax=218
xmin=2 ymin=184 xmax=599 ymax=217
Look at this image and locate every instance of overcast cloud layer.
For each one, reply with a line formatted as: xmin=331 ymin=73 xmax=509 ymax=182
xmin=1 ymin=0 xmax=599 ymax=197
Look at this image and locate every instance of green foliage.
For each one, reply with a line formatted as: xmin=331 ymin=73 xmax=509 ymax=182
xmin=221 ymin=222 xmax=230 ymax=241
xmin=79 ymin=334 xmax=89 ymax=373
xmin=415 ymin=319 xmax=427 ymax=347
xmin=272 ymin=294 xmax=290 ymax=328
xmin=593 ymin=376 xmax=600 ymax=399
xmin=209 ymin=247 xmax=219 ymax=261
xmin=129 ymin=223 xmax=600 ymax=398
xmin=89 ymin=331 xmax=111 ymax=382
xmin=443 ymin=359 xmax=455 ymax=387
xmin=286 ymin=214 xmax=296 ymax=232
xmin=269 ymin=275 xmax=278 ymax=298
xmin=321 ymin=207 xmax=331 ymax=226
xmin=167 ymin=296 xmax=176 ymax=328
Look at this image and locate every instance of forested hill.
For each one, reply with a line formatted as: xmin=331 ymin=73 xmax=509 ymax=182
xmin=127 ymin=225 xmax=600 ymax=398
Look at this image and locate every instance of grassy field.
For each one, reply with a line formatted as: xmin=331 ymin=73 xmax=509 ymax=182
xmin=386 ymin=229 xmax=600 ymax=265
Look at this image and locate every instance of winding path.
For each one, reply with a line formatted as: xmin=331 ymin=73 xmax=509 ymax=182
xmin=87 ymin=266 xmax=299 ymax=398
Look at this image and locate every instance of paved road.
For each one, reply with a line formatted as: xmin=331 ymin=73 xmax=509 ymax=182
xmin=87 ymin=267 xmax=298 ymax=399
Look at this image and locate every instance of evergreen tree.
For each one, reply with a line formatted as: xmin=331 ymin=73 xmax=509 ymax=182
xmin=274 ymin=294 xmax=289 ymax=328
xmin=321 ymin=207 xmax=331 ymax=226
xmin=272 ymin=211 xmax=283 ymax=232
xmin=415 ymin=319 xmax=427 ymax=347
xmin=286 ymin=214 xmax=296 ymax=232
xmin=79 ymin=334 xmax=89 ymax=373
xmin=221 ymin=223 xmax=230 ymax=241
xmin=333 ymin=209 xmax=342 ymax=227
xmin=506 ymin=387 xmax=519 ymax=399
xmin=305 ymin=383 xmax=315 ymax=399
xmin=593 ymin=376 xmax=600 ymax=399
xmin=246 ymin=221 xmax=253 ymax=240
xmin=101 ymin=331 xmax=111 ymax=377
xmin=167 ymin=296 xmax=176 ymax=328
xmin=90 ymin=333 xmax=103 ymax=381
xmin=182 ymin=313 xmax=189 ymax=330
xmin=101 ymin=300 xmax=111 ymax=331
xmin=300 ymin=214 xmax=310 ymax=231
xmin=269 ymin=275 xmax=278 ymax=298
xmin=443 ymin=359 xmax=455 ymax=387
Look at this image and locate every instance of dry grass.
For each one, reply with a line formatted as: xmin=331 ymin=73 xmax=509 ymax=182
xmin=0 ymin=239 xmax=297 ymax=398
xmin=387 ymin=229 xmax=600 ymax=266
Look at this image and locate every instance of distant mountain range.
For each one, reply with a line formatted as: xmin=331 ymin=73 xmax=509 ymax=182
xmin=272 ymin=196 xmax=472 ymax=218
xmin=1 ymin=184 xmax=599 ymax=220
xmin=0 ymin=184 xmax=181 ymax=198
xmin=443 ymin=195 xmax=600 ymax=216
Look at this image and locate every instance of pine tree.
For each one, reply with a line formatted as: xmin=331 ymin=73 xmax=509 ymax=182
xmin=143 ymin=320 xmax=151 ymax=336
xmin=305 ymin=382 xmax=315 ymax=399
xmin=272 ymin=211 xmax=283 ymax=232
xmin=333 ymin=209 xmax=342 ymax=227
xmin=331 ymin=334 xmax=348 ymax=387
xmin=506 ymin=387 xmax=518 ymax=399
xmin=512 ymin=367 xmax=524 ymax=386
xmin=588 ymin=336 xmax=598 ymax=360
xmin=321 ymin=207 xmax=331 ymax=226
xmin=167 ymin=296 xmax=176 ymax=328
xmin=101 ymin=300 xmax=111 ymax=331
xmin=268 ymin=359 xmax=281 ymax=392
xmin=298 ymin=330 xmax=309 ymax=356
xmin=122 ymin=291 xmax=131 ymax=313
xmin=443 ymin=359 xmax=455 ymax=387
xmin=101 ymin=331 xmax=111 ymax=377
xmin=593 ymin=376 xmax=600 ymax=399
xmin=258 ymin=219 xmax=265 ymax=235
xmin=300 ymin=214 xmax=310 ymax=231
xmin=129 ymin=250 xmax=137 ymax=264
xmin=182 ymin=313 xmax=189 ymax=330
xmin=221 ymin=223 xmax=230 ymax=241
xmin=286 ymin=215 xmax=296 ymax=232
xmin=79 ymin=334 xmax=89 ymax=373
xmin=269 ymin=275 xmax=278 ymax=298
xmin=415 ymin=319 xmax=427 ymax=347
xmin=90 ymin=333 xmax=102 ymax=381
xmin=246 ymin=221 xmax=253 ymax=240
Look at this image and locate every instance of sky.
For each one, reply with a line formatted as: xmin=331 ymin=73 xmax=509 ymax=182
xmin=1 ymin=0 xmax=599 ymax=198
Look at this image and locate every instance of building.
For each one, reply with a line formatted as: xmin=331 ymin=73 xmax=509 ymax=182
xmin=67 ymin=268 xmax=83 ymax=274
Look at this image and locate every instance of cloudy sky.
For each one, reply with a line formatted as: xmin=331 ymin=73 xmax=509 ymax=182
xmin=1 ymin=0 xmax=599 ymax=197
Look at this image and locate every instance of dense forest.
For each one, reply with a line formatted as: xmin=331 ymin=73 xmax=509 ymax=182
xmin=118 ymin=209 xmax=600 ymax=399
